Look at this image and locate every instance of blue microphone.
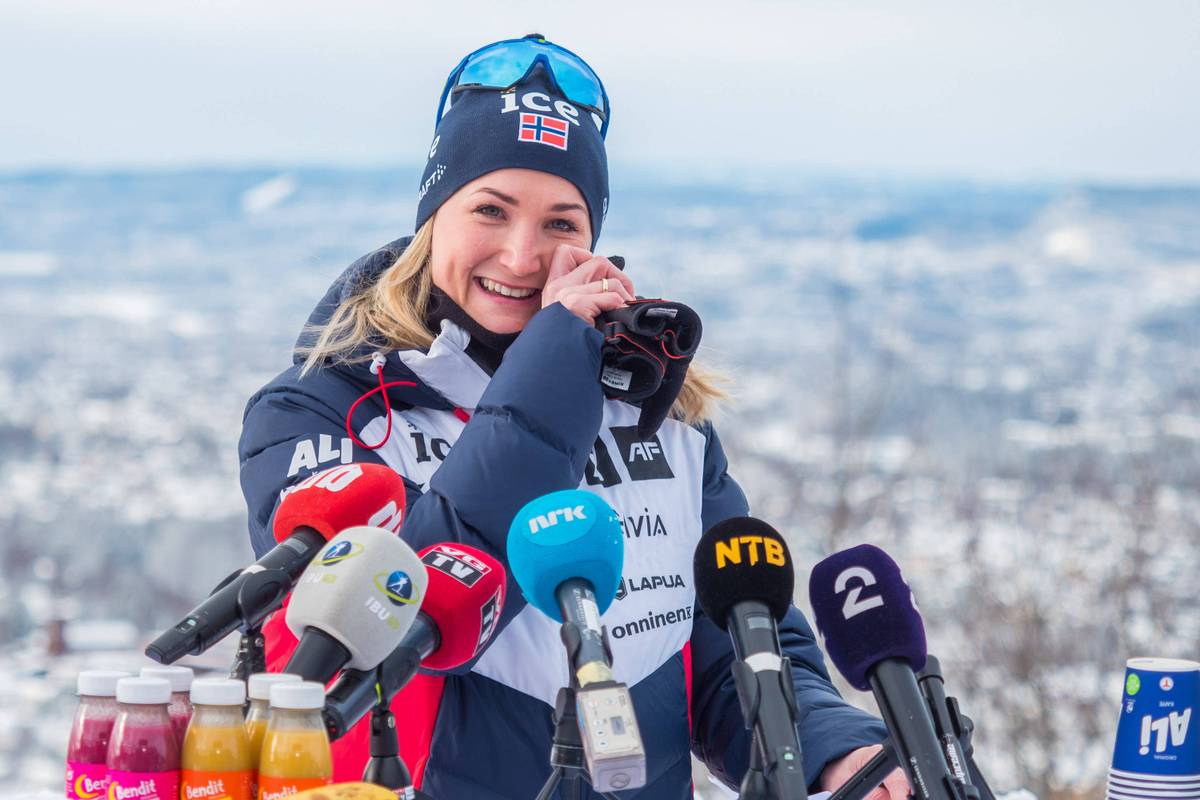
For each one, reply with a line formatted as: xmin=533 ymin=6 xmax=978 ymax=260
xmin=507 ymin=489 xmax=624 ymax=684
xmin=508 ymin=489 xmax=646 ymax=793
xmin=810 ymin=544 xmax=963 ymax=800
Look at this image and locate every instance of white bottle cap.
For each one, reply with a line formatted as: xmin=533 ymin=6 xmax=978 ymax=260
xmin=190 ymin=678 xmax=246 ymax=706
xmin=248 ymin=672 xmax=303 ymax=701
xmin=269 ymin=680 xmax=325 ymax=710
xmin=140 ymin=665 xmax=194 ymax=693
xmin=116 ymin=677 xmax=172 ymax=705
xmin=77 ymin=670 xmax=132 ymax=697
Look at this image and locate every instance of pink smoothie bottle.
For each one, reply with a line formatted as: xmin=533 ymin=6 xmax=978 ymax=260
xmin=140 ymin=665 xmax=193 ymax=747
xmin=105 ymin=677 xmax=180 ymax=800
xmin=65 ymin=670 xmax=131 ymax=799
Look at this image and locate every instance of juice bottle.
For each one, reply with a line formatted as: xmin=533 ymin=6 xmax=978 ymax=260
xmin=65 ymin=670 xmax=130 ymax=800
xmin=105 ymin=677 xmax=179 ymax=800
xmin=181 ymin=679 xmax=252 ymax=800
xmin=257 ymin=682 xmax=332 ymax=800
xmin=140 ymin=665 xmax=194 ymax=747
xmin=244 ymin=674 xmax=302 ymax=770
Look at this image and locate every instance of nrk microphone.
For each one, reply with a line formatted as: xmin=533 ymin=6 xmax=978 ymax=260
xmin=284 ymin=525 xmax=427 ymax=683
xmin=146 ymin=463 xmax=408 ymax=663
xmin=809 ymin=544 xmax=962 ymax=800
xmin=507 ymin=489 xmax=646 ymax=794
xmin=323 ymin=542 xmax=507 ymax=739
xmin=694 ymin=517 xmax=808 ymax=800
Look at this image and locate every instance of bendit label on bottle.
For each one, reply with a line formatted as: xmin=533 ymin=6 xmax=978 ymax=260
xmin=65 ymin=763 xmax=108 ymax=800
xmin=181 ymin=771 xmax=252 ymax=800
xmin=256 ymin=777 xmax=330 ymax=800
xmin=105 ymin=772 xmax=179 ymax=800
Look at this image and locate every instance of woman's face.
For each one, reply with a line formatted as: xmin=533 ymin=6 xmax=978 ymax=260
xmin=430 ymin=168 xmax=592 ymax=334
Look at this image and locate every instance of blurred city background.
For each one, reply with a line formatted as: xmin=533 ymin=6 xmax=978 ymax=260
xmin=2 ymin=3 xmax=1198 ymax=799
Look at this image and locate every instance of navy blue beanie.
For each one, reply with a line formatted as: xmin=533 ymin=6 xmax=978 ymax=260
xmin=415 ymin=69 xmax=609 ymax=249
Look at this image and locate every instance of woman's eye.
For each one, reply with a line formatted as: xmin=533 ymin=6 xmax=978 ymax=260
xmin=549 ymin=218 xmax=580 ymax=233
xmin=474 ymin=204 xmax=503 ymax=218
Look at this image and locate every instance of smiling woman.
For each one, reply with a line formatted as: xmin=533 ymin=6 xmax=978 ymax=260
xmin=429 ymin=169 xmax=619 ymax=334
xmin=239 ymin=33 xmax=897 ymax=800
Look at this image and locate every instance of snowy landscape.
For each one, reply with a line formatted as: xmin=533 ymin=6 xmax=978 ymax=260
xmin=0 ymin=166 xmax=1197 ymax=799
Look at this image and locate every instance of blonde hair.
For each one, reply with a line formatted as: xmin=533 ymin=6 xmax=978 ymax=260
xmin=296 ymin=218 xmax=726 ymax=426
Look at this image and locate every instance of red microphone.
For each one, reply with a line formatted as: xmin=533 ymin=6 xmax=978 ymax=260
xmin=322 ymin=542 xmax=507 ymax=739
xmin=145 ymin=463 xmax=407 ymax=663
xmin=272 ymin=462 xmax=407 ymax=542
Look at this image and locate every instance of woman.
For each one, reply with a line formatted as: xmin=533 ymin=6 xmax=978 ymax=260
xmin=239 ymin=34 xmax=909 ymax=799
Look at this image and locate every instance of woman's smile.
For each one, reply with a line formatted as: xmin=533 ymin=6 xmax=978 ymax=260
xmin=475 ymin=276 xmax=542 ymax=304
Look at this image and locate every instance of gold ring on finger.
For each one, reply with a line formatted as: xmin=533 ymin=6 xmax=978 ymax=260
xmin=602 ymin=278 xmax=610 ymax=293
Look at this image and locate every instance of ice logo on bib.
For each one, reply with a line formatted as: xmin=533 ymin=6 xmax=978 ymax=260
xmin=376 ymin=570 xmax=418 ymax=606
xmin=320 ymin=540 xmax=364 ymax=566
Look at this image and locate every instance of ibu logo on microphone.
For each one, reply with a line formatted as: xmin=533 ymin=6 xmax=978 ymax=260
xmin=374 ymin=570 xmax=419 ymax=606
xmin=320 ymin=540 xmax=365 ymax=566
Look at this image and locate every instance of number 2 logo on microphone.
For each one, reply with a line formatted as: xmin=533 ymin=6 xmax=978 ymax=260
xmin=834 ymin=566 xmax=885 ymax=620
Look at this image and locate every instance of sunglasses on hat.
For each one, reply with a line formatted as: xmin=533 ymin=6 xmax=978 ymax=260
xmin=435 ymin=33 xmax=611 ymax=139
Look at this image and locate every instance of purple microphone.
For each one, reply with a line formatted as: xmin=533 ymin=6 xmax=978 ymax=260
xmin=809 ymin=545 xmax=963 ymax=800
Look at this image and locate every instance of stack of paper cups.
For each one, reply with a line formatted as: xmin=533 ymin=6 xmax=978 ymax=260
xmin=1108 ymin=657 xmax=1200 ymax=799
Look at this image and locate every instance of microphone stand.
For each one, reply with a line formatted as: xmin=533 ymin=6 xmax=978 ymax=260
xmin=738 ymin=732 xmax=775 ymax=800
xmin=825 ymin=656 xmax=995 ymax=800
xmin=218 ymin=567 xmax=289 ymax=683
xmin=357 ymin=665 xmax=441 ymax=800
xmin=918 ymin=656 xmax=991 ymax=800
xmin=534 ymin=621 xmax=621 ymax=800
xmin=229 ymin=624 xmax=266 ymax=684
xmin=359 ymin=662 xmax=410 ymax=794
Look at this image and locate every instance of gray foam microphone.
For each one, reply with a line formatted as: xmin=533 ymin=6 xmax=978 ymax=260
xmin=284 ymin=525 xmax=427 ymax=682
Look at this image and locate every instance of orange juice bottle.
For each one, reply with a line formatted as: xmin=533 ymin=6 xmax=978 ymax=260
xmin=244 ymin=674 xmax=302 ymax=771
xmin=181 ymin=679 xmax=252 ymax=800
xmin=256 ymin=682 xmax=331 ymax=800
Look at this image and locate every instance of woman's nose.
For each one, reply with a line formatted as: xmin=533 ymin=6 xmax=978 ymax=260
xmin=497 ymin=224 xmax=544 ymax=278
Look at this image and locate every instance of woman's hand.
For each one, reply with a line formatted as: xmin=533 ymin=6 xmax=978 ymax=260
xmin=820 ymin=744 xmax=912 ymax=799
xmin=541 ymin=244 xmax=635 ymax=326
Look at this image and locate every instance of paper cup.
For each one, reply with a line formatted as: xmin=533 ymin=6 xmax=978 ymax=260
xmin=1107 ymin=658 xmax=1200 ymax=799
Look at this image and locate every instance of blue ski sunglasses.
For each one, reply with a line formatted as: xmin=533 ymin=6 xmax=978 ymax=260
xmin=435 ymin=34 xmax=611 ymax=139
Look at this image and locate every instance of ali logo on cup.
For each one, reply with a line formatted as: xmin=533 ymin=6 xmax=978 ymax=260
xmin=1161 ymin=676 xmax=1175 ymax=692
xmin=375 ymin=570 xmax=419 ymax=606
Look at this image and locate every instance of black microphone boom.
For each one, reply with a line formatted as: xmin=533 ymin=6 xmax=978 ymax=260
xmin=557 ymin=577 xmax=615 ymax=685
xmin=694 ymin=517 xmax=808 ymax=800
xmin=728 ymin=600 xmax=807 ymax=799
xmin=869 ymin=659 xmax=963 ymax=800
xmin=809 ymin=545 xmax=967 ymax=800
xmin=145 ymin=526 xmax=327 ymax=663
xmin=323 ymin=615 xmax=438 ymax=740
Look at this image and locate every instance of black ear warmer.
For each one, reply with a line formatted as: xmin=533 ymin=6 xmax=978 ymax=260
xmin=595 ymin=297 xmax=703 ymax=439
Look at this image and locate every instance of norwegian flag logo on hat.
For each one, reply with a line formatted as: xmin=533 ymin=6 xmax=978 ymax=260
xmin=518 ymin=112 xmax=569 ymax=151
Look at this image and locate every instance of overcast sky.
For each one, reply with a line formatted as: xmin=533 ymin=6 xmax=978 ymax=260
xmin=3 ymin=0 xmax=1198 ymax=182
